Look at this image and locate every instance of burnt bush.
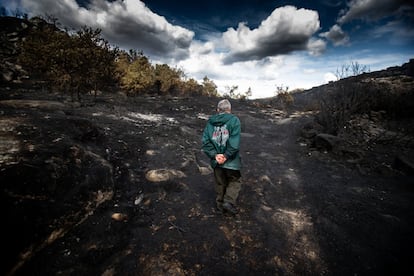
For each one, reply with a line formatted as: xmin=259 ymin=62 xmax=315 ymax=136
xmin=316 ymin=77 xmax=414 ymax=134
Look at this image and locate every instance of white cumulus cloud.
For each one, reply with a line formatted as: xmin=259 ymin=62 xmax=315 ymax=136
xmin=221 ymin=6 xmax=322 ymax=64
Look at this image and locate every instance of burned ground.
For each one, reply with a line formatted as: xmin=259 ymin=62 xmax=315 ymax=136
xmin=1 ymin=87 xmax=414 ymax=275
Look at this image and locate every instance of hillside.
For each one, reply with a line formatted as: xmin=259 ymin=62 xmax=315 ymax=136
xmin=1 ymin=62 xmax=414 ymax=275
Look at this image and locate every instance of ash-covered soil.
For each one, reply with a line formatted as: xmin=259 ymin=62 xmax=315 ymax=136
xmin=1 ymin=87 xmax=413 ymax=275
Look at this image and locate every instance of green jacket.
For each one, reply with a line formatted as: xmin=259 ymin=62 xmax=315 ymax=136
xmin=202 ymin=112 xmax=241 ymax=170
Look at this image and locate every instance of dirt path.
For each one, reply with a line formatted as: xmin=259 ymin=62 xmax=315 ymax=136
xmin=2 ymin=91 xmax=414 ymax=275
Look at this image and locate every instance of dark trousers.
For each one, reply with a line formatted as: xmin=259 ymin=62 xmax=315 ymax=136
xmin=213 ymin=167 xmax=241 ymax=206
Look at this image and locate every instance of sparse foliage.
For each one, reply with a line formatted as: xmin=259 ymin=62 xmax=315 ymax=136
xmin=181 ymin=78 xmax=203 ymax=95
xmin=243 ymin=87 xmax=253 ymax=100
xmin=201 ymin=76 xmax=219 ymax=97
xmin=272 ymin=84 xmax=293 ymax=110
xmin=276 ymin=92 xmax=294 ymax=109
xmin=116 ymin=50 xmax=204 ymax=96
xmin=222 ymin=85 xmax=252 ymax=100
xmin=116 ymin=51 xmax=154 ymax=95
xmin=274 ymin=84 xmax=289 ymax=95
xmin=154 ymin=64 xmax=183 ymax=94
xmin=316 ymin=81 xmax=381 ymax=134
xmin=14 ymin=14 xmax=220 ymax=99
xmin=75 ymin=26 xmax=118 ymax=98
xmin=335 ymin=60 xmax=370 ymax=80
xmin=18 ymin=23 xmax=117 ymax=101
xmin=223 ymin=85 xmax=239 ymax=98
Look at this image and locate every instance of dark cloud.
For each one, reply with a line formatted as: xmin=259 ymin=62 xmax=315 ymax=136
xmin=102 ymin=9 xmax=193 ymax=59
xmin=221 ymin=6 xmax=324 ymax=64
xmin=320 ymin=0 xmax=343 ymax=8
xmin=338 ymin=0 xmax=414 ymax=24
xmin=21 ymin=0 xmax=194 ymax=61
xmin=320 ymin=24 xmax=350 ymax=46
xmin=223 ymin=33 xmax=310 ymax=64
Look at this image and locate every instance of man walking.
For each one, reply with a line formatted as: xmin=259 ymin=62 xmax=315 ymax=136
xmin=202 ymin=99 xmax=242 ymax=215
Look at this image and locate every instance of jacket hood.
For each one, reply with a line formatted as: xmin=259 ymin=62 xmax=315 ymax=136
xmin=208 ymin=113 xmax=234 ymax=126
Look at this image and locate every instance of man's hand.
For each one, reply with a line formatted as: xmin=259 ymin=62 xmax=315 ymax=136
xmin=215 ymin=154 xmax=227 ymax=164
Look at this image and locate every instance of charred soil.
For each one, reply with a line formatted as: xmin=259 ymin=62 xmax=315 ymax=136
xmin=1 ymin=87 xmax=414 ymax=276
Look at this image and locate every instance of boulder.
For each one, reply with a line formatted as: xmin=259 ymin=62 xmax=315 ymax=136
xmin=314 ymin=133 xmax=343 ymax=151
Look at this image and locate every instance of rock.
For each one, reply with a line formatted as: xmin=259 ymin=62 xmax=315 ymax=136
xmin=145 ymin=169 xmax=186 ymax=182
xmin=300 ymin=121 xmax=323 ymax=139
xmin=301 ymin=128 xmax=318 ymax=139
xmin=314 ymin=133 xmax=343 ymax=151
xmin=111 ymin=212 xmax=128 ymax=221
xmin=198 ymin=166 xmax=212 ymax=175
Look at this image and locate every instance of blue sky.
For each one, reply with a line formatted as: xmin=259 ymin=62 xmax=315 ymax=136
xmin=3 ymin=0 xmax=414 ymax=98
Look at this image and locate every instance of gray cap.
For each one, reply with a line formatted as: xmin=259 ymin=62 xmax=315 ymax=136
xmin=217 ymin=99 xmax=231 ymax=112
